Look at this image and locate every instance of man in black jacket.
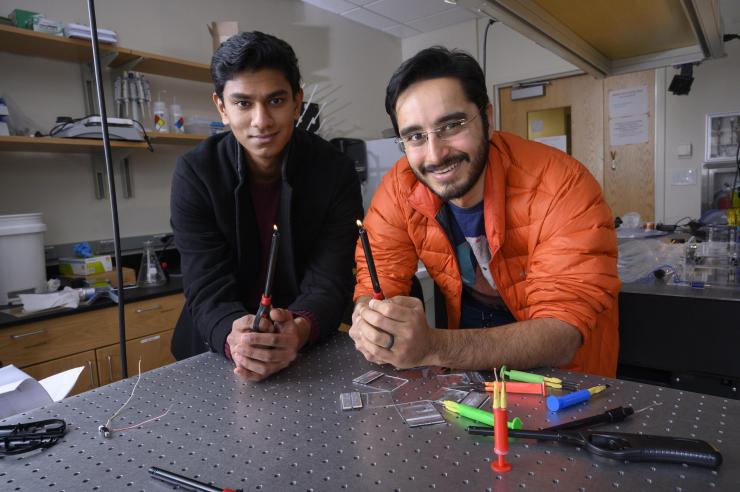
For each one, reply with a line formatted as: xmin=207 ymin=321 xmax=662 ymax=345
xmin=170 ymin=31 xmax=362 ymax=381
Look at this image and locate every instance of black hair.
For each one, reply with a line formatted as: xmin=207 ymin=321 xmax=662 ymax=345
xmin=211 ymin=31 xmax=301 ymax=99
xmin=385 ymin=46 xmax=490 ymax=136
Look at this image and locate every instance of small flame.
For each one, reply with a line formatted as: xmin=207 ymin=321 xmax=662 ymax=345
xmin=273 ymin=224 xmax=278 ymax=231
xmin=356 ymin=219 xmax=363 ymax=227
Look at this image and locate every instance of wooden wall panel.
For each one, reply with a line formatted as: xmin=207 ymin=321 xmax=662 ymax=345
xmin=603 ymin=70 xmax=655 ymax=221
xmin=498 ymin=70 xmax=656 ymax=220
xmin=499 ymin=75 xmax=604 ymax=185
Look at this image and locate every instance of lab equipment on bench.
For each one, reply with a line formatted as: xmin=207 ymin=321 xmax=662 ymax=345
xmin=52 ymin=116 xmax=143 ymax=141
xmin=170 ymin=97 xmax=184 ymax=133
xmin=681 ymin=225 xmax=739 ymax=288
xmin=467 ymin=404 xmax=721 ymax=468
xmin=0 ymin=213 xmax=47 ymax=305
xmin=509 ymin=429 xmax=720 ymax=468
xmin=114 ymin=72 xmax=151 ymax=125
xmin=137 ymin=240 xmax=167 ymax=287
xmin=64 ymin=22 xmax=117 ymax=43
xmin=153 ymin=95 xmax=169 ymax=133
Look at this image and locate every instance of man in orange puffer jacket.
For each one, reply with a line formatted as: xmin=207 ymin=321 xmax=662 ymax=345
xmin=350 ymin=47 xmax=620 ymax=377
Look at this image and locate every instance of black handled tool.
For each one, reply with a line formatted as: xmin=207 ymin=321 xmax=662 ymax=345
xmin=583 ymin=431 xmax=722 ymax=468
xmin=468 ymin=405 xmax=635 ymax=436
xmin=544 ymin=405 xmax=634 ymax=430
xmin=467 ymin=427 xmax=722 ymax=468
xmin=149 ymin=466 xmax=243 ymax=492
xmin=0 ymin=419 xmax=66 ymax=455
xmin=252 ymin=225 xmax=280 ymax=332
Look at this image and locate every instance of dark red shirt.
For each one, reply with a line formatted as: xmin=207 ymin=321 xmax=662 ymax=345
xmin=224 ymin=179 xmax=318 ymax=360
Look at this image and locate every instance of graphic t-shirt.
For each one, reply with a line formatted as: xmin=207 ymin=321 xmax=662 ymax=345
xmin=447 ymin=201 xmax=514 ymax=327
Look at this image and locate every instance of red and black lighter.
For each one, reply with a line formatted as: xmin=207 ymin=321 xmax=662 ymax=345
xmin=252 ymin=224 xmax=280 ymax=332
xmin=356 ymin=219 xmax=384 ymax=300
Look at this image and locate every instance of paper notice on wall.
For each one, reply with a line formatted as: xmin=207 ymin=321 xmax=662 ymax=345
xmin=530 ymin=119 xmax=544 ymax=133
xmin=608 ymin=85 xmax=649 ymax=146
xmin=609 ymin=86 xmax=648 ymax=118
xmin=534 ymin=135 xmax=567 ymax=153
xmin=610 ymin=114 xmax=648 ymax=146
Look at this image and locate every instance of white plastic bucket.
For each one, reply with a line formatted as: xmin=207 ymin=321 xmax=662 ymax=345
xmin=0 ymin=213 xmax=47 ymax=305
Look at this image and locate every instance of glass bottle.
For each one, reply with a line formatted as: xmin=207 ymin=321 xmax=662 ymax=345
xmin=137 ymin=240 xmax=166 ymax=287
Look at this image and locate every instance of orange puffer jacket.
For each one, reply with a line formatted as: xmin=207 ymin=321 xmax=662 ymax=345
xmin=354 ymin=132 xmax=621 ymax=377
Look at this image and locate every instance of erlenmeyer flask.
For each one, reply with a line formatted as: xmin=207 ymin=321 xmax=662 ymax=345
xmin=137 ymin=240 xmax=166 ymax=287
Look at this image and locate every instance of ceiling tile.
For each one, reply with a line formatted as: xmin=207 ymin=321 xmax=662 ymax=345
xmin=341 ymin=7 xmax=397 ymax=30
xmin=364 ymin=0 xmax=453 ymax=23
xmin=302 ymin=0 xmax=356 ymax=15
xmin=383 ymin=24 xmax=423 ymax=38
xmin=406 ymin=6 xmax=478 ymax=32
xmin=347 ymin=0 xmax=376 ymax=5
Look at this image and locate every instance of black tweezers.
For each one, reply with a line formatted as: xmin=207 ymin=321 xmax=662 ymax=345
xmin=467 ymin=406 xmax=722 ymax=468
xmin=0 ymin=419 xmax=67 ymax=455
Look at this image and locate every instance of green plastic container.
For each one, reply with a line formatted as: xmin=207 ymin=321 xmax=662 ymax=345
xmin=8 ymin=9 xmax=39 ymax=29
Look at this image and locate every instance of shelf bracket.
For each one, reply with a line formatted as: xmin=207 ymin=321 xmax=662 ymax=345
xmin=81 ymin=51 xmax=119 ymax=116
xmin=90 ymin=149 xmax=135 ymax=200
xmin=115 ymin=55 xmax=145 ymax=73
xmin=120 ymin=157 xmax=134 ymax=199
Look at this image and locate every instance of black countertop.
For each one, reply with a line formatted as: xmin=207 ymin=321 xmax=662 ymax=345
xmin=3 ymin=274 xmax=737 ymax=330
xmin=0 ymin=276 xmax=184 ymax=329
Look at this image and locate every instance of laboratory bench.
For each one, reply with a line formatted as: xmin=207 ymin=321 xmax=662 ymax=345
xmin=3 ymin=265 xmax=738 ymax=406
xmin=618 ymin=279 xmax=740 ymax=400
xmin=0 ymin=277 xmax=184 ymax=396
xmin=1 ymin=335 xmax=738 ymax=491
xmin=0 ymin=276 xmax=184 ymax=329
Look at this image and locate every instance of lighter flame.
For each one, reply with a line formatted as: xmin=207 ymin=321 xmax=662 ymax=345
xmin=356 ymin=219 xmax=363 ymax=227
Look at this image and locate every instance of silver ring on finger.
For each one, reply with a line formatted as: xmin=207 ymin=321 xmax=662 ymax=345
xmin=385 ymin=333 xmax=395 ymax=351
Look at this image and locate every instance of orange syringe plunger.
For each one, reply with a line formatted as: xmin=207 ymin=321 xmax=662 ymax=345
xmin=491 ymin=376 xmax=512 ymax=473
xmin=485 ymin=381 xmax=547 ymax=396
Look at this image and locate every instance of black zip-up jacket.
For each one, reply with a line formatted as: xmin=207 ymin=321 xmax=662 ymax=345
xmin=170 ymin=129 xmax=363 ymax=359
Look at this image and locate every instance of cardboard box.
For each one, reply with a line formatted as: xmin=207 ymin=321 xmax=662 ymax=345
xmin=32 ymin=16 xmax=64 ymax=36
xmin=8 ymin=9 xmax=39 ymax=29
xmin=60 ymin=266 xmax=136 ymax=288
xmin=59 ymin=255 xmax=113 ymax=276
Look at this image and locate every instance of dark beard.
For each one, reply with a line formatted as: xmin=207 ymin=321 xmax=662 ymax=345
xmin=413 ymin=137 xmax=488 ymax=202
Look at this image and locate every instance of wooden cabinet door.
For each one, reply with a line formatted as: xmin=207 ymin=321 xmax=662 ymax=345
xmin=22 ymin=350 xmax=99 ymax=397
xmin=96 ymin=330 xmax=175 ymax=385
xmin=0 ymin=309 xmax=115 ymax=368
xmin=124 ymin=294 xmax=184 ymax=340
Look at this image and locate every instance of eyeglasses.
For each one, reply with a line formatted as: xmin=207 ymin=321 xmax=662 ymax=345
xmin=395 ymin=111 xmax=481 ymax=151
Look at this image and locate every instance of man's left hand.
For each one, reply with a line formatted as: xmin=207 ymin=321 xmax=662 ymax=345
xmin=232 ymin=308 xmax=311 ymax=381
xmin=350 ymin=296 xmax=436 ymax=369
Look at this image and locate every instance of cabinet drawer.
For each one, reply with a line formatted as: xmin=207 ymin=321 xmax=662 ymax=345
xmin=96 ymin=329 xmax=175 ymax=385
xmin=22 ymin=350 xmax=99 ymax=397
xmin=125 ymin=294 xmax=184 ymax=340
xmin=0 ymin=310 xmax=115 ymax=368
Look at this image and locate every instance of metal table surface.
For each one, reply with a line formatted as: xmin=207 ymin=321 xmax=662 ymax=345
xmin=2 ymin=335 xmax=739 ymax=491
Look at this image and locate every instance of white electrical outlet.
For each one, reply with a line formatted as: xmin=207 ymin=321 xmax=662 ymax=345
xmin=671 ymin=168 xmax=696 ymax=186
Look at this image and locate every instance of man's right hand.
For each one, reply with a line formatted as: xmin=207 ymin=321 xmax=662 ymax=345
xmin=226 ymin=314 xmax=275 ymax=381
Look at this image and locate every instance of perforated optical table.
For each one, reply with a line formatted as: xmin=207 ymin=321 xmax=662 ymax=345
xmin=2 ymin=335 xmax=739 ymax=491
